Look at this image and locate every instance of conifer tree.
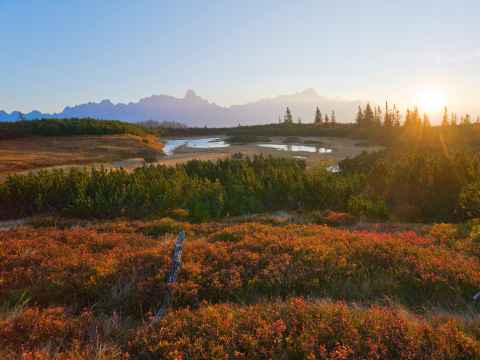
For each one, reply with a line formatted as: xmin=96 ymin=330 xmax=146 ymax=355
xmin=393 ymin=105 xmax=401 ymax=127
xmin=284 ymin=107 xmax=293 ymax=124
xmin=355 ymin=106 xmax=364 ymax=126
xmin=331 ymin=110 xmax=336 ymax=124
xmin=412 ymin=107 xmax=421 ymax=127
xmin=383 ymin=102 xmax=393 ymax=128
xmin=314 ymin=107 xmax=323 ymax=125
xmin=324 ymin=114 xmax=330 ymax=123
xmin=451 ymin=113 xmax=457 ymax=126
xmin=364 ymin=103 xmax=374 ymax=127
xmin=404 ymin=109 xmax=412 ymax=127
xmin=374 ymin=106 xmax=382 ymax=127
xmin=462 ymin=114 xmax=471 ymax=126
xmin=441 ymin=107 xmax=449 ymax=127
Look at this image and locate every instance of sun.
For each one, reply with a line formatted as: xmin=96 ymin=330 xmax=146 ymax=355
xmin=414 ymin=88 xmax=447 ymax=114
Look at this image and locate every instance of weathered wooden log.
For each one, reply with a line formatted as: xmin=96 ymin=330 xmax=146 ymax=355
xmin=153 ymin=230 xmax=185 ymax=321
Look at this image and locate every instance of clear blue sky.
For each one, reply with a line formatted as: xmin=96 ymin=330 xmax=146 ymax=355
xmin=1 ymin=0 xmax=479 ymax=115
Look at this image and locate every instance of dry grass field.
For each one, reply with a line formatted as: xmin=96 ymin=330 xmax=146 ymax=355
xmin=0 ymin=134 xmax=162 ymax=176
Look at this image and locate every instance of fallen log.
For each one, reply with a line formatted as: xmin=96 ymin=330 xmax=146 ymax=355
xmin=153 ymin=230 xmax=185 ymax=321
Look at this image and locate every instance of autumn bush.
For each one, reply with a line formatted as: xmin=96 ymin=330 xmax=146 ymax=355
xmin=2 ymin=219 xmax=480 ymax=357
xmin=129 ymin=298 xmax=480 ymax=359
xmin=3 ymin=221 xmax=480 ymax=312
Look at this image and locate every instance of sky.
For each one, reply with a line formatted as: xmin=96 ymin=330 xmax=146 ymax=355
xmin=1 ymin=0 xmax=479 ymax=117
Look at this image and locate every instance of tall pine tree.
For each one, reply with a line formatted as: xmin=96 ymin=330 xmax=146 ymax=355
xmin=314 ymin=107 xmax=323 ymax=125
xmin=364 ymin=103 xmax=375 ymax=127
xmin=284 ymin=107 xmax=293 ymax=124
xmin=355 ymin=106 xmax=364 ymax=126
xmin=441 ymin=107 xmax=449 ymax=127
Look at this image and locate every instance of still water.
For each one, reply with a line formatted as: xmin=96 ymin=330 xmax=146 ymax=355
xmin=257 ymin=143 xmax=333 ymax=154
xmin=163 ymin=138 xmax=230 ymax=155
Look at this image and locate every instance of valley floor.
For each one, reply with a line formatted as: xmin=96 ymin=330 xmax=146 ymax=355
xmin=156 ymin=135 xmax=382 ymax=168
xmin=0 ymin=134 xmax=162 ymax=178
xmin=0 ymin=135 xmax=382 ymax=180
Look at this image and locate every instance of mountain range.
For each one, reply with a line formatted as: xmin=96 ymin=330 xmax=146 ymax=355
xmin=0 ymin=89 xmax=360 ymax=127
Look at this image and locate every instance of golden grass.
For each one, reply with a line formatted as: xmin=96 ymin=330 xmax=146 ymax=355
xmin=0 ymin=134 xmax=163 ymax=176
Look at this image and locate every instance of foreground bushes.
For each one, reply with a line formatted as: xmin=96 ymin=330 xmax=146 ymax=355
xmin=2 ymin=222 xmax=480 ymax=311
xmin=2 ymin=220 xmax=480 ymax=358
xmin=129 ymin=299 xmax=480 ymax=359
xmin=3 ymin=300 xmax=479 ymax=359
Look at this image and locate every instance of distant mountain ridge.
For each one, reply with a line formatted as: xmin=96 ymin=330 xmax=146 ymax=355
xmin=0 ymin=89 xmax=360 ymax=127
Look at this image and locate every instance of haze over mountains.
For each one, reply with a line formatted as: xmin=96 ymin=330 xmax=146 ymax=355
xmin=0 ymin=89 xmax=360 ymax=127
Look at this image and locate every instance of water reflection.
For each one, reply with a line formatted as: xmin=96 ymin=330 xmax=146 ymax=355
xmin=163 ymin=138 xmax=230 ymax=155
xmin=257 ymin=143 xmax=332 ymax=153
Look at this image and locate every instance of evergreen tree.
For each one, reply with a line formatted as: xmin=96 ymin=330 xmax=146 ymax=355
xmin=374 ymin=106 xmax=382 ymax=127
xmin=451 ymin=113 xmax=457 ymax=126
xmin=441 ymin=107 xmax=449 ymax=127
xmin=383 ymin=102 xmax=393 ymax=128
xmin=284 ymin=107 xmax=293 ymax=124
xmin=331 ymin=110 xmax=336 ymax=124
xmin=324 ymin=114 xmax=330 ymax=123
xmin=404 ymin=109 xmax=412 ymax=127
xmin=412 ymin=107 xmax=421 ymax=127
xmin=364 ymin=103 xmax=375 ymax=127
xmin=462 ymin=114 xmax=471 ymax=126
xmin=314 ymin=107 xmax=323 ymax=125
xmin=393 ymin=105 xmax=401 ymax=127
xmin=355 ymin=106 xmax=364 ymax=127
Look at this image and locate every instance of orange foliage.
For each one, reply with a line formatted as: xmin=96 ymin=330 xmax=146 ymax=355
xmin=129 ymin=298 xmax=480 ymax=359
xmin=2 ymin=220 xmax=480 ymax=357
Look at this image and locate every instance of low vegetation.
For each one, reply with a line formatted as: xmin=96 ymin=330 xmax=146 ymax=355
xmin=0 ymin=118 xmax=150 ymax=139
xmin=2 ymin=219 xmax=480 ymax=358
xmin=225 ymin=135 xmax=271 ymax=144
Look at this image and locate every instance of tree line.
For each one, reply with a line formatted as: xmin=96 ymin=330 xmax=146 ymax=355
xmin=0 ymin=118 xmax=150 ymax=139
xmin=278 ymin=107 xmax=337 ymax=125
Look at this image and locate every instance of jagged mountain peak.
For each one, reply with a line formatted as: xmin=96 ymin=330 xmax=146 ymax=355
xmin=0 ymin=89 xmax=360 ymax=125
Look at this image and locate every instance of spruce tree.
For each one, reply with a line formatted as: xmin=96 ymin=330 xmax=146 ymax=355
xmin=355 ymin=106 xmax=364 ymax=127
xmin=383 ymin=101 xmax=393 ymax=128
xmin=324 ymin=114 xmax=330 ymax=123
xmin=284 ymin=107 xmax=293 ymax=124
xmin=364 ymin=103 xmax=374 ymax=127
xmin=314 ymin=107 xmax=323 ymax=125
xmin=441 ymin=107 xmax=449 ymax=127
xmin=374 ymin=106 xmax=382 ymax=127
xmin=331 ymin=110 xmax=336 ymax=124
xmin=451 ymin=113 xmax=457 ymax=126
xmin=393 ymin=105 xmax=401 ymax=127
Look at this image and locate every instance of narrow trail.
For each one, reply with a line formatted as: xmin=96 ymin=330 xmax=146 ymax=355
xmin=0 ymin=218 xmax=31 ymax=231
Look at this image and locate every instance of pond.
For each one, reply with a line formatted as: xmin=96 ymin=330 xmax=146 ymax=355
xmin=163 ymin=137 xmax=230 ymax=155
xmin=257 ymin=143 xmax=333 ymax=154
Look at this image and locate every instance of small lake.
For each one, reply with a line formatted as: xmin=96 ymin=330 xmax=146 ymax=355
xmin=163 ymin=137 xmax=230 ymax=155
xmin=163 ymin=138 xmax=334 ymax=156
xmin=257 ymin=143 xmax=333 ymax=154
